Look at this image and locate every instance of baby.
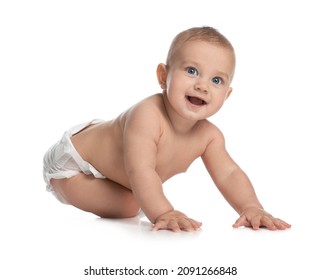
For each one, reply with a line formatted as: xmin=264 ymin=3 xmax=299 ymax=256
xmin=43 ymin=27 xmax=291 ymax=232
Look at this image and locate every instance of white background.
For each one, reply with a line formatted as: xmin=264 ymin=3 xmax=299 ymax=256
xmin=1 ymin=0 xmax=319 ymax=279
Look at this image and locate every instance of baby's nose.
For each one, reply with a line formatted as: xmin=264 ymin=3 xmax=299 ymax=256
xmin=194 ymin=82 xmax=208 ymax=93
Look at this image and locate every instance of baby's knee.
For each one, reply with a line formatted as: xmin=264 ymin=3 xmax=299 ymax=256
xmin=122 ymin=205 xmax=141 ymax=218
xmin=116 ymin=190 xmax=141 ymax=218
xmin=105 ymin=208 xmax=140 ymax=219
xmin=123 ymin=196 xmax=141 ymax=217
xmin=98 ymin=201 xmax=140 ymax=219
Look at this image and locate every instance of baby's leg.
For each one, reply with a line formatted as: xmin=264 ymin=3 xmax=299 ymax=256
xmin=51 ymin=174 xmax=140 ymax=218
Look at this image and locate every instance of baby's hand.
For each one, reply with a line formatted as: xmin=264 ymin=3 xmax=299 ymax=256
xmin=152 ymin=210 xmax=202 ymax=232
xmin=232 ymin=207 xmax=291 ymax=230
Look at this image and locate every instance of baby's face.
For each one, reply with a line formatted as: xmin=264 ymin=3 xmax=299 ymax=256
xmin=164 ymin=40 xmax=235 ymax=121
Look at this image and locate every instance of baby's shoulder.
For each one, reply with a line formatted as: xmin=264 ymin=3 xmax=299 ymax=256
xmin=119 ymin=94 xmax=164 ymax=131
xmin=127 ymin=94 xmax=163 ymax=115
xmin=197 ymin=119 xmax=223 ymax=135
xmin=195 ymin=119 xmax=225 ymax=143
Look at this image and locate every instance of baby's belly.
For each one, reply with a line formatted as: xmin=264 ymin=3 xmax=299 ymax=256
xmin=91 ymin=155 xmax=132 ymax=189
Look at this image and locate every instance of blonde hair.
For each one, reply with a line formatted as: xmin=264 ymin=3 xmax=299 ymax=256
xmin=166 ymin=26 xmax=234 ymax=67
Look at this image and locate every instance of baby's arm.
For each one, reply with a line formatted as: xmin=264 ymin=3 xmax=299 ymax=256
xmin=123 ymin=103 xmax=201 ymax=232
xmin=202 ymin=126 xmax=291 ymax=230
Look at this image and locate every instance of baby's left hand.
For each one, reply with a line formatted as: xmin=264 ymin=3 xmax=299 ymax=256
xmin=232 ymin=207 xmax=291 ymax=230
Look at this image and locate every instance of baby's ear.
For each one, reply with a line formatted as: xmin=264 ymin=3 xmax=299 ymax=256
xmin=225 ymin=87 xmax=233 ymax=100
xmin=156 ymin=63 xmax=167 ymax=90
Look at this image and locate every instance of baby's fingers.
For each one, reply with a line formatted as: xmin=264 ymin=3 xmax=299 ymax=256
xmin=168 ymin=220 xmax=182 ymax=232
xmin=233 ymin=215 xmax=277 ymax=230
xmin=179 ymin=218 xmax=202 ymax=231
xmin=252 ymin=215 xmax=276 ymax=230
xmin=252 ymin=216 xmax=291 ymax=230
xmin=153 ymin=218 xmax=202 ymax=232
xmin=234 ymin=208 xmax=291 ymax=231
xmin=152 ymin=219 xmax=181 ymax=232
xmin=153 ymin=220 xmax=171 ymax=231
xmin=190 ymin=219 xmax=203 ymax=230
xmin=269 ymin=218 xmax=291 ymax=230
xmin=232 ymin=215 xmax=251 ymax=228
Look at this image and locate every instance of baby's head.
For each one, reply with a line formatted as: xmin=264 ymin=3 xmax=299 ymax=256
xmin=157 ymin=27 xmax=236 ymax=121
xmin=166 ymin=26 xmax=235 ymax=79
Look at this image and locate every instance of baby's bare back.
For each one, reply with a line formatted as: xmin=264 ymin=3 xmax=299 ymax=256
xmin=71 ymin=94 xmax=215 ymax=189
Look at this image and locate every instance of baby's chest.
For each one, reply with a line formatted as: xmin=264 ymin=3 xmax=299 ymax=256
xmin=155 ymin=135 xmax=207 ymax=177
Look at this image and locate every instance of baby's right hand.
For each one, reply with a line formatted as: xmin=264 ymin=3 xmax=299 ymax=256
xmin=152 ymin=210 xmax=202 ymax=232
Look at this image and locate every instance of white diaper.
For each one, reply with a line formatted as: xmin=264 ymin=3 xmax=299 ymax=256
xmin=43 ymin=120 xmax=106 ymax=204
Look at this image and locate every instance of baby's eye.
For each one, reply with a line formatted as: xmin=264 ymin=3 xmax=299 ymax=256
xmin=212 ymin=76 xmax=223 ymax=85
xmin=186 ymin=67 xmax=198 ymax=76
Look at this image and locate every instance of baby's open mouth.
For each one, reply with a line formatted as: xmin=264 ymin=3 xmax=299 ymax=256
xmin=186 ymin=96 xmax=207 ymax=106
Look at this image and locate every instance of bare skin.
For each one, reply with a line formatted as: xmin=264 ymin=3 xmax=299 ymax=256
xmin=51 ymin=41 xmax=291 ymax=232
